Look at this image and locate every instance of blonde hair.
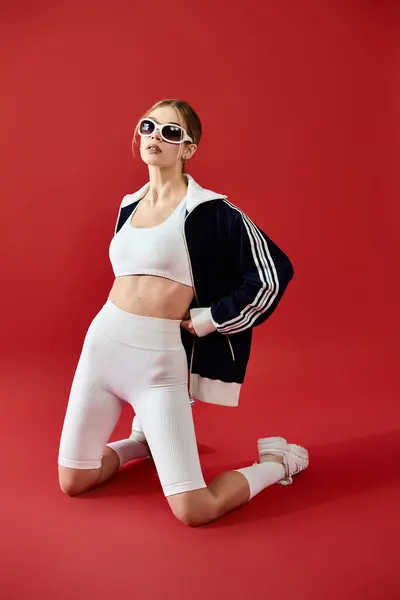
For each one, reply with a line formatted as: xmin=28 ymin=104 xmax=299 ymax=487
xmin=132 ymin=99 xmax=202 ymax=170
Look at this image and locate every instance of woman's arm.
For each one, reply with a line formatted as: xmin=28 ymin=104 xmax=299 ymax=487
xmin=190 ymin=202 xmax=294 ymax=337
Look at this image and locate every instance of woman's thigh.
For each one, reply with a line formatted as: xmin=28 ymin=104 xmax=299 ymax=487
xmin=131 ymin=379 xmax=207 ymax=498
xmin=58 ymin=329 xmax=124 ymax=471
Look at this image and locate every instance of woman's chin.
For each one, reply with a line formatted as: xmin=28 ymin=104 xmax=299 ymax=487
xmin=142 ymin=157 xmax=172 ymax=169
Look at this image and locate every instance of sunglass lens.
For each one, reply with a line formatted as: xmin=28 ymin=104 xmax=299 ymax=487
xmin=162 ymin=125 xmax=183 ymax=142
xmin=140 ymin=120 xmax=155 ymax=135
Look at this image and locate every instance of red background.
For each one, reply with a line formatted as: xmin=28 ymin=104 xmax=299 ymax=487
xmin=1 ymin=2 xmax=399 ymax=599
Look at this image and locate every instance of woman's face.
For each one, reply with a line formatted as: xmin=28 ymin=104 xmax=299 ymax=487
xmin=138 ymin=105 xmax=196 ymax=170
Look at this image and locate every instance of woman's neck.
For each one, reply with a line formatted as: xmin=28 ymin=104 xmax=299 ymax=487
xmin=146 ymin=167 xmax=188 ymax=207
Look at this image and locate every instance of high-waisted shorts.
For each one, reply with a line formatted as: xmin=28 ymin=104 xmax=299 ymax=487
xmin=58 ymin=299 xmax=207 ymax=496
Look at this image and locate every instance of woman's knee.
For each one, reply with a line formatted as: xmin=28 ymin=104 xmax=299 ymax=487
xmin=167 ymin=488 xmax=217 ymax=527
xmin=58 ymin=466 xmax=99 ymax=496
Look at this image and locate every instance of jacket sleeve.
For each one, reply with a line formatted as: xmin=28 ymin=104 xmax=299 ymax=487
xmin=190 ymin=204 xmax=294 ymax=337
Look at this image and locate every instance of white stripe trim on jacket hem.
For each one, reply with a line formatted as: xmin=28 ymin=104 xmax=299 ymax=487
xmin=192 ymin=374 xmax=240 ymax=407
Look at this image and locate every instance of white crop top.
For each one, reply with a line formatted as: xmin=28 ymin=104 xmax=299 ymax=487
xmin=109 ymin=197 xmax=192 ymax=287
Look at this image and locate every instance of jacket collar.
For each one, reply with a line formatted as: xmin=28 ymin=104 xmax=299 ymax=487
xmin=120 ymin=174 xmax=227 ymax=213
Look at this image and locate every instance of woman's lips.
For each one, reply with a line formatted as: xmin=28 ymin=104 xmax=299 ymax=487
xmin=147 ymin=144 xmax=161 ymax=153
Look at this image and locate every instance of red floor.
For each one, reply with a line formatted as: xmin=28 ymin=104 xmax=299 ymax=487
xmin=1 ymin=331 xmax=398 ymax=600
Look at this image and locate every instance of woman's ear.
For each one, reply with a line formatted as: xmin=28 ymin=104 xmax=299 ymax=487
xmin=185 ymin=144 xmax=197 ymax=162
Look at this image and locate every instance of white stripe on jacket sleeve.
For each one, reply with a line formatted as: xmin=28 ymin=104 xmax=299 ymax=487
xmin=214 ymin=201 xmax=280 ymax=334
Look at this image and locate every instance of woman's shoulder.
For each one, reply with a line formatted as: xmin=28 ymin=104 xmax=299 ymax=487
xmin=188 ymin=197 xmax=249 ymax=242
xmin=194 ymin=196 xmax=245 ymax=221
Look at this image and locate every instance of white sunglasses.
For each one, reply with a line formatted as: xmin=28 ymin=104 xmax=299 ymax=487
xmin=138 ymin=118 xmax=193 ymax=145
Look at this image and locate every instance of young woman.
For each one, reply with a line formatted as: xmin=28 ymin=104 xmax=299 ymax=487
xmin=58 ymin=99 xmax=308 ymax=527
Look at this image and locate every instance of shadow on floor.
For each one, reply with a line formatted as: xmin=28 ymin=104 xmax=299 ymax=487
xmin=72 ymin=430 xmax=400 ymax=527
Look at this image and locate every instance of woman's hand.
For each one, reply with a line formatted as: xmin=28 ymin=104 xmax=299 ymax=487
xmin=180 ymin=311 xmax=196 ymax=335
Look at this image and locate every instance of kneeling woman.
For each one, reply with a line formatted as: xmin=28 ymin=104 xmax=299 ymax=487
xmin=58 ymin=99 xmax=308 ymax=527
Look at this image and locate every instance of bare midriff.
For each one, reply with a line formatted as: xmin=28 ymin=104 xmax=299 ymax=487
xmin=108 ymin=274 xmax=194 ymax=320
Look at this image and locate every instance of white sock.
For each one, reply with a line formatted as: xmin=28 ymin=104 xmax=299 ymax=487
xmin=235 ymin=461 xmax=286 ymax=499
xmin=107 ymin=439 xmax=150 ymax=468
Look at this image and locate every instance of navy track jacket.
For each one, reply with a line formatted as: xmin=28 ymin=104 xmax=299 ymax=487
xmin=115 ymin=175 xmax=294 ymax=406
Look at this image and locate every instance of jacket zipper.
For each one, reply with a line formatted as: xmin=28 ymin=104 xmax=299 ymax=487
xmin=183 ymin=211 xmax=199 ymax=305
xmin=226 ymin=335 xmax=235 ymax=361
xmin=183 ymin=211 xmax=199 ymax=402
xmin=183 ymin=200 xmax=227 ymax=399
xmin=188 ymin=340 xmax=196 ymax=404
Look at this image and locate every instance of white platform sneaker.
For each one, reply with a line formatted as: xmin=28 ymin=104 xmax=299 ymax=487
xmin=129 ymin=416 xmax=151 ymax=457
xmin=130 ymin=417 xmax=147 ymax=444
xmin=257 ymin=437 xmax=309 ymax=486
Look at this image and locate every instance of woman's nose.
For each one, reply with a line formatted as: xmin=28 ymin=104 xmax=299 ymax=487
xmin=151 ymin=127 xmax=162 ymax=141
